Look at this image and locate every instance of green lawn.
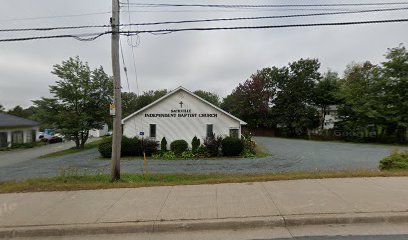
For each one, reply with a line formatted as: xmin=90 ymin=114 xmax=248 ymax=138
xmin=39 ymin=138 xmax=106 ymax=159
xmin=1 ymin=171 xmax=407 ymax=193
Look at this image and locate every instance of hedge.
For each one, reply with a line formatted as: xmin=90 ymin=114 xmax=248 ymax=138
xmin=98 ymin=136 xmax=158 ymax=158
xmin=221 ymin=137 xmax=244 ymax=156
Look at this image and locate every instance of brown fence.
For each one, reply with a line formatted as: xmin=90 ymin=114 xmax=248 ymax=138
xmin=242 ymin=127 xmax=277 ymax=137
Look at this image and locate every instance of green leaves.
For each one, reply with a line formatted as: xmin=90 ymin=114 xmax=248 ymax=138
xmin=33 ymin=56 xmax=113 ymax=148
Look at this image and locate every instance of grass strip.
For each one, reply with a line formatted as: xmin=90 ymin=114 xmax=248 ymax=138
xmin=1 ymin=171 xmax=408 ymax=194
xmin=39 ymin=138 xmax=106 ymax=159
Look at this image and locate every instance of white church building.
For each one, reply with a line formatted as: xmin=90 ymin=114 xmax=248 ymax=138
xmin=122 ymin=86 xmax=247 ymax=147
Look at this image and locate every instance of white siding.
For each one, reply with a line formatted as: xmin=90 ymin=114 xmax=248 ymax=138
xmin=123 ymin=89 xmax=241 ymax=148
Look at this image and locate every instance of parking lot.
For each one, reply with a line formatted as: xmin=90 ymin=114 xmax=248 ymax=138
xmin=0 ymin=137 xmax=406 ymax=182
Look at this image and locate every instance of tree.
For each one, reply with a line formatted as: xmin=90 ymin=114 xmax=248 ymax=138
xmin=336 ymin=62 xmax=386 ymax=140
xmin=312 ymin=70 xmax=340 ymax=129
xmin=0 ymin=104 xmax=5 ymax=113
xmin=221 ymin=68 xmax=274 ymax=128
xmin=270 ymin=59 xmax=321 ymax=136
xmin=382 ymin=44 xmax=408 ymax=143
xmin=33 ymin=56 xmax=113 ymax=148
xmin=122 ymin=92 xmax=139 ymax=118
xmin=7 ymin=105 xmax=37 ymax=119
xmin=193 ymin=90 xmax=220 ymax=106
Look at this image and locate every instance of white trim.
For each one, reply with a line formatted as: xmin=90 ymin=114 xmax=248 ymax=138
xmin=122 ymin=86 xmax=247 ymax=125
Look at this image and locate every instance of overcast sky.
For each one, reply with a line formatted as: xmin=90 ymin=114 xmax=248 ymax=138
xmin=0 ymin=0 xmax=407 ymax=109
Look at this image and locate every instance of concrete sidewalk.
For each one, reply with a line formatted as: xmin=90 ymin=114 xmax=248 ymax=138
xmin=1 ymin=177 xmax=408 ymax=238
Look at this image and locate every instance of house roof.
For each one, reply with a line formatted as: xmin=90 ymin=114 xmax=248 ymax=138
xmin=0 ymin=113 xmax=39 ymax=128
xmin=122 ymin=86 xmax=247 ymax=125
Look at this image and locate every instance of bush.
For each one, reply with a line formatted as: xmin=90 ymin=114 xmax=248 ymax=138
xmin=97 ymin=136 xmax=158 ymax=158
xmin=191 ymin=136 xmax=200 ymax=153
xmin=221 ymin=137 xmax=244 ymax=156
xmin=170 ymin=140 xmax=188 ymax=156
xmin=122 ymin=137 xmax=142 ymax=156
xmin=379 ymin=150 xmax=408 ymax=170
xmin=204 ymin=134 xmax=223 ymax=157
xmin=242 ymin=133 xmax=256 ymax=154
xmin=98 ymin=141 xmax=112 ymax=158
xmin=143 ymin=138 xmax=159 ymax=156
xmin=161 ymin=137 xmax=168 ymax=151
xmin=152 ymin=151 xmax=177 ymax=160
xmin=195 ymin=145 xmax=208 ymax=158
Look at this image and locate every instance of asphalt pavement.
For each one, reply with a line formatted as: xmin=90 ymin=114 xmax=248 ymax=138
xmin=0 ymin=137 xmax=407 ymax=182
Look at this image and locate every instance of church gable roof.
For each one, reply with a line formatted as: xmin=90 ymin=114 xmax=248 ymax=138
xmin=122 ymin=86 xmax=247 ymax=125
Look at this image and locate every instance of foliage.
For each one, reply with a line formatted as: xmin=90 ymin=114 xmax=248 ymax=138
xmin=170 ymin=140 xmax=188 ymax=156
xmin=0 ymin=104 xmax=4 ymax=112
xmin=241 ymin=133 xmax=256 ymax=154
xmin=121 ymin=137 xmax=142 ymax=156
xmin=379 ymin=150 xmax=408 ymax=170
xmin=193 ymin=90 xmax=221 ymax=106
xmin=203 ymin=133 xmax=223 ymax=157
xmin=312 ymin=70 xmax=341 ymax=129
xmin=270 ymin=59 xmax=321 ymax=136
xmin=221 ymin=137 xmax=244 ymax=156
xmin=98 ymin=136 xmax=158 ymax=158
xmin=195 ymin=145 xmax=208 ymax=158
xmin=160 ymin=137 xmax=168 ymax=151
xmin=143 ymin=138 xmax=160 ymax=156
xmin=181 ymin=151 xmax=195 ymax=159
xmin=152 ymin=151 xmax=177 ymax=160
xmin=221 ymin=68 xmax=274 ymax=128
xmin=98 ymin=141 xmax=112 ymax=158
xmin=33 ymin=56 xmax=112 ymax=148
xmin=191 ymin=136 xmax=200 ymax=153
xmin=121 ymin=90 xmax=168 ymax=119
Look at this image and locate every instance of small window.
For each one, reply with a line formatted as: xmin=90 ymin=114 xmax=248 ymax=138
xmin=229 ymin=129 xmax=239 ymax=138
xmin=206 ymin=124 xmax=213 ymax=138
xmin=149 ymin=124 xmax=156 ymax=138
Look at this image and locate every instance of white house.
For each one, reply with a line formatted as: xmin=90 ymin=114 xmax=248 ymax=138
xmin=122 ymin=86 xmax=247 ymax=148
xmin=89 ymin=124 xmax=109 ymax=138
xmin=323 ymin=105 xmax=339 ymax=130
xmin=0 ymin=113 xmax=39 ymax=148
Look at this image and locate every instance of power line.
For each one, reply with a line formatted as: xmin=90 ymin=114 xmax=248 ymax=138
xmin=0 ymin=12 xmax=111 ymax=22
xmin=0 ymin=32 xmax=108 ymax=42
xmin=0 ymin=25 xmax=111 ymax=32
xmin=120 ymin=18 xmax=408 ymax=35
xmin=2 ymin=7 xmax=407 ymax=32
xmin=122 ymin=2 xmax=408 ymax=8
xmin=1 ymin=18 xmax=407 ymax=42
xmin=120 ymin=7 xmax=408 ymax=26
xmin=119 ymin=39 xmax=131 ymax=92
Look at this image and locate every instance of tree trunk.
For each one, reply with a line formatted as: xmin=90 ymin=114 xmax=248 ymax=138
xmin=397 ymin=126 xmax=407 ymax=144
xmin=74 ymin=134 xmax=80 ymax=148
xmin=80 ymin=130 xmax=89 ymax=148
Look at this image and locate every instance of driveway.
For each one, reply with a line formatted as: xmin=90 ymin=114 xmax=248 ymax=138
xmin=0 ymin=137 xmax=406 ymax=182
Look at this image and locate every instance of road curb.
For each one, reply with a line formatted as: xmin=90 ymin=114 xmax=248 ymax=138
xmin=1 ymin=212 xmax=408 ymax=238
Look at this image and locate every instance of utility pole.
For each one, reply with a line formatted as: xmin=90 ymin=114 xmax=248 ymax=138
xmin=111 ymin=0 xmax=122 ymax=181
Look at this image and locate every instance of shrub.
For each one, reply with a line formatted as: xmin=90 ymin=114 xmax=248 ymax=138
xmin=161 ymin=137 xmax=168 ymax=151
xmin=195 ymin=145 xmax=208 ymax=158
xmin=221 ymin=137 xmax=244 ymax=156
xmin=143 ymin=138 xmax=159 ymax=156
xmin=122 ymin=137 xmax=142 ymax=156
xmin=379 ymin=150 xmax=408 ymax=170
xmin=242 ymin=133 xmax=256 ymax=154
xmin=97 ymin=136 xmax=158 ymax=157
xmin=181 ymin=151 xmax=195 ymax=159
xmin=191 ymin=136 xmax=200 ymax=153
xmin=204 ymin=133 xmax=223 ymax=157
xmin=170 ymin=140 xmax=188 ymax=156
xmin=98 ymin=141 xmax=112 ymax=158
xmin=152 ymin=151 xmax=177 ymax=160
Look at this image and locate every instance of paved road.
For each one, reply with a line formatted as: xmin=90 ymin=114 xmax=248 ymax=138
xmin=0 ymin=137 xmax=406 ymax=182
